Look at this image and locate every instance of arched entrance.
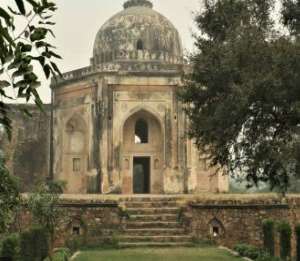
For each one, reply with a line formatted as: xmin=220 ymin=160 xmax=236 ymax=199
xmin=122 ymin=109 xmax=163 ymax=194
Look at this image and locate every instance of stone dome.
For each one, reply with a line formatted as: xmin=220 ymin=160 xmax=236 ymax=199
xmin=91 ymin=0 xmax=183 ymax=66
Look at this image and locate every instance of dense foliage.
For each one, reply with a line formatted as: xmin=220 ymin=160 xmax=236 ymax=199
xmin=233 ymin=243 xmax=280 ymax=261
xmin=180 ymin=0 xmax=300 ymax=191
xmin=28 ymin=180 xmax=65 ymax=259
xmin=0 ymin=155 xmax=20 ymax=233
xmin=0 ymin=0 xmax=61 ymax=139
xmin=234 ymin=244 xmax=262 ymax=260
xmin=20 ymin=227 xmax=49 ymax=261
xmin=296 ymin=224 xmax=300 ymax=261
xmin=277 ymin=221 xmax=292 ymax=260
xmin=262 ymin=219 xmax=275 ymax=256
xmin=0 ymin=233 xmax=19 ymax=260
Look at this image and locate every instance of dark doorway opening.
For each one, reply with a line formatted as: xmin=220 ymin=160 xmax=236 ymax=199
xmin=133 ymin=157 xmax=150 ymax=194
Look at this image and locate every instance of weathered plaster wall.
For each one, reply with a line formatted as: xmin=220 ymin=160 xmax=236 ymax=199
xmin=52 ymin=73 xmax=229 ymax=194
xmin=0 ymin=105 xmax=50 ymax=192
xmin=53 ymin=80 xmax=97 ymax=194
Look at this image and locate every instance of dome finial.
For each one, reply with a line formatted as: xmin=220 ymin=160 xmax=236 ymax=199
xmin=123 ymin=0 xmax=153 ymax=9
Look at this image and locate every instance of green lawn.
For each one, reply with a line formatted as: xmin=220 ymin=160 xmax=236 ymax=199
xmin=74 ymin=247 xmax=243 ymax=261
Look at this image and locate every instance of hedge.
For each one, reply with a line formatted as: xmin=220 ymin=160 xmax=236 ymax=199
xmin=233 ymin=243 xmax=261 ymax=260
xmin=20 ymin=227 xmax=49 ymax=261
xmin=277 ymin=221 xmax=292 ymax=260
xmin=262 ymin=219 xmax=275 ymax=256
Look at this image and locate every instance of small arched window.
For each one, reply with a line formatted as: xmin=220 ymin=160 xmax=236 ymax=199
xmin=209 ymin=218 xmax=225 ymax=238
xmin=135 ymin=119 xmax=148 ymax=144
xmin=137 ymin=39 xmax=144 ymax=50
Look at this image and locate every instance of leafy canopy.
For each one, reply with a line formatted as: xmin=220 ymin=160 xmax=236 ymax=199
xmin=0 ymin=0 xmax=61 ymax=139
xmin=27 ymin=180 xmax=66 ymax=260
xmin=0 ymin=154 xmax=20 ymax=233
xmin=28 ymin=180 xmax=65 ymax=236
xmin=180 ymin=0 xmax=300 ymax=192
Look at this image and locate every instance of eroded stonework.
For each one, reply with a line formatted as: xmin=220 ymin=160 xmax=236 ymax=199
xmin=2 ymin=0 xmax=229 ymax=194
xmin=0 ymin=105 xmax=51 ymax=192
xmin=51 ymin=0 xmax=229 ymax=194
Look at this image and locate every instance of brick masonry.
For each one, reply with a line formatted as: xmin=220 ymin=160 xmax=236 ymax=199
xmin=15 ymin=194 xmax=300 ymax=258
xmin=184 ymin=195 xmax=300 ymax=258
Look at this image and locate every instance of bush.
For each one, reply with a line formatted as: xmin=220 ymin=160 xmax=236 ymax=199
xmin=65 ymin=236 xmax=86 ymax=253
xmin=296 ymin=225 xmax=300 ymax=261
xmin=20 ymin=227 xmax=49 ymax=261
xmin=277 ymin=221 xmax=292 ymax=260
xmin=233 ymin=243 xmax=261 ymax=259
xmin=262 ymin=219 xmax=275 ymax=256
xmin=0 ymin=234 xmax=19 ymax=260
xmin=256 ymin=251 xmax=282 ymax=261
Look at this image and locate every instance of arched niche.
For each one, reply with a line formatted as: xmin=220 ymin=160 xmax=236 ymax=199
xmin=64 ymin=115 xmax=87 ymax=174
xmin=65 ymin=116 xmax=86 ymax=154
xmin=123 ymin=109 xmax=162 ymax=151
xmin=209 ymin=218 xmax=225 ymax=238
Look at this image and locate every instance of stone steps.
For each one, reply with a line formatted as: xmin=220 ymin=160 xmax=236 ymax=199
xmin=123 ymin=228 xmax=186 ymax=236
xmin=119 ymin=235 xmax=192 ymax=243
xmin=125 ymin=221 xmax=181 ymax=229
xmin=119 ymin=198 xmax=192 ymax=248
xmin=120 ymin=197 xmax=180 ymax=202
xmin=127 ymin=207 xmax=179 ymax=215
xmin=119 ymin=242 xmax=193 ymax=248
xmin=129 ymin=214 xmax=178 ymax=222
xmin=125 ymin=201 xmax=178 ymax=208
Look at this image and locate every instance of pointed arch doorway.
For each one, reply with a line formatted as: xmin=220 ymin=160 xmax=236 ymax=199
xmin=122 ymin=109 xmax=164 ymax=194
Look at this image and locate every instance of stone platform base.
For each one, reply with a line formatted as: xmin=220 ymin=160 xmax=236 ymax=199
xmin=19 ymin=194 xmax=300 ymax=257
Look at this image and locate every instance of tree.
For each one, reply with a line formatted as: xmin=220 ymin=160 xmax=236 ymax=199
xmin=282 ymin=0 xmax=300 ymax=36
xmin=0 ymin=0 xmax=61 ymax=139
xmin=179 ymin=0 xmax=300 ymax=192
xmin=28 ymin=180 xmax=66 ymax=260
xmin=0 ymin=154 xmax=20 ymax=234
xmin=0 ymin=0 xmax=61 ymax=237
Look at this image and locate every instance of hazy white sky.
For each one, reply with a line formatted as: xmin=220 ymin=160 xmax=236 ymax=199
xmin=3 ymin=0 xmax=201 ymax=103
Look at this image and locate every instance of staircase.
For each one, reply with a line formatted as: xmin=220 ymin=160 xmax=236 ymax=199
xmin=118 ymin=197 xmax=193 ymax=248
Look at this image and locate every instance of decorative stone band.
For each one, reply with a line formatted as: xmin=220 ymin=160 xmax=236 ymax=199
xmin=94 ymin=61 xmax=184 ymax=73
xmin=92 ymin=49 xmax=184 ymax=66
xmin=51 ymin=62 xmax=187 ymax=87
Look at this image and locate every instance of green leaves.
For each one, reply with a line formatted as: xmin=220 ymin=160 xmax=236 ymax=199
xmin=180 ymin=0 xmax=300 ymax=192
xmin=282 ymin=0 xmax=300 ymax=36
xmin=30 ymin=27 xmax=47 ymax=41
xmin=0 ymin=80 xmax=10 ymax=88
xmin=0 ymin=0 xmax=60 ymax=140
xmin=15 ymin=0 xmax=26 ymax=15
xmin=0 ymin=7 xmax=12 ymax=24
xmin=0 ymin=156 xmax=20 ymax=233
xmin=28 ymin=180 xmax=66 ymax=239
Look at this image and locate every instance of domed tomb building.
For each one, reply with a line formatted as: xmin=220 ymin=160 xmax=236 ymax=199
xmin=51 ymin=0 xmax=229 ymax=194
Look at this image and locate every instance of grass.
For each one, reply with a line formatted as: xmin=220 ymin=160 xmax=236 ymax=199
xmin=73 ymin=247 xmax=244 ymax=261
